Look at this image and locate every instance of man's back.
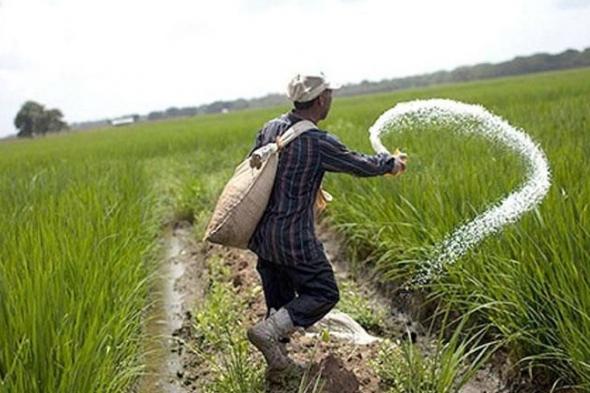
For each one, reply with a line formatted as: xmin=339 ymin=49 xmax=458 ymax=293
xmin=248 ymin=112 xmax=325 ymax=265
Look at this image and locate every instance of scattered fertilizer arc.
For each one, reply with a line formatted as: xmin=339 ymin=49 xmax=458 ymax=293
xmin=368 ymin=99 xmax=551 ymax=286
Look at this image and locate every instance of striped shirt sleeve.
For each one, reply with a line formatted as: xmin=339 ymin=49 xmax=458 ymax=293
xmin=319 ymin=133 xmax=396 ymax=177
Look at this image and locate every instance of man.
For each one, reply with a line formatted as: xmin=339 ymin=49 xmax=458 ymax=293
xmin=246 ymin=73 xmax=406 ymax=379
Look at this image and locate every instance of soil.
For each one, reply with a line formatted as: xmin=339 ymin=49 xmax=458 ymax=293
xmin=139 ymin=220 xmax=515 ymax=393
xmin=181 ymin=239 xmax=386 ymax=393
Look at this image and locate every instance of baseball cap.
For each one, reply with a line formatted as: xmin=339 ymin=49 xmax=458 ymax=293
xmin=287 ymin=72 xmax=341 ymax=103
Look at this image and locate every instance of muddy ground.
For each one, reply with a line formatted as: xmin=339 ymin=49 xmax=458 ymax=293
xmin=137 ymin=220 xmax=546 ymax=393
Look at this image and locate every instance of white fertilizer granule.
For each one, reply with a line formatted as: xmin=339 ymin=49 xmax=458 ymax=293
xmin=368 ymin=99 xmax=551 ymax=286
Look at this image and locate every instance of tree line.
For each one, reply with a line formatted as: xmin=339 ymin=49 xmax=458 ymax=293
xmin=336 ymin=47 xmax=590 ymax=97
xmin=140 ymin=47 xmax=590 ymax=124
xmin=59 ymin=47 xmax=590 ymax=132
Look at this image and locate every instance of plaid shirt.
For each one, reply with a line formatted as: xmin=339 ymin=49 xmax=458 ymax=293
xmin=248 ymin=112 xmax=395 ymax=265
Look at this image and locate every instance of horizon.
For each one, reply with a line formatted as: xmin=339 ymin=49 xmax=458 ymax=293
xmin=1 ymin=0 xmax=590 ymax=138
xmin=71 ymin=46 xmax=590 ymax=125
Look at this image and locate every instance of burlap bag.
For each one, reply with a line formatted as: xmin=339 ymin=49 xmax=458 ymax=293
xmin=204 ymin=120 xmax=315 ymax=249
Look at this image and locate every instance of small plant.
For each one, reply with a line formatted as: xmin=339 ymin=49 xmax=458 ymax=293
xmin=205 ymin=331 xmax=264 ymax=393
xmin=297 ymin=330 xmax=329 ymax=393
xmin=191 ymin=253 xmax=266 ymax=392
xmin=374 ymin=339 xmax=436 ymax=392
xmin=192 ymin=257 xmax=242 ymax=349
xmin=337 ymin=280 xmax=387 ymax=334
xmin=373 ymin=314 xmax=499 ymax=393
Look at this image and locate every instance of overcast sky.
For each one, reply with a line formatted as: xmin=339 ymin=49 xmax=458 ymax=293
xmin=1 ymin=0 xmax=589 ymax=137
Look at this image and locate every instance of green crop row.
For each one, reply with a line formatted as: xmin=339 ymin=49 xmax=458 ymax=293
xmin=323 ymin=68 xmax=590 ymax=388
xmin=0 ymin=113 xmax=259 ymax=392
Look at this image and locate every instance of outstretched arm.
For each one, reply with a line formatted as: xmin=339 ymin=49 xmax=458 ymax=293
xmin=319 ymin=133 xmax=397 ymax=177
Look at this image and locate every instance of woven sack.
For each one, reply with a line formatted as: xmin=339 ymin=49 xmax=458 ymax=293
xmin=204 ymin=120 xmax=315 ymax=248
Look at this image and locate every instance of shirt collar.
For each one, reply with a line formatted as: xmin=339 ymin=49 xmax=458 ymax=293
xmin=287 ymin=111 xmax=324 ymax=132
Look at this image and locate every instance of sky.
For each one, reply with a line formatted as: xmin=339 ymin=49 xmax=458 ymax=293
xmin=0 ymin=0 xmax=589 ymax=138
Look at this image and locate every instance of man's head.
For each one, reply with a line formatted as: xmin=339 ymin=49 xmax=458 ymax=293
xmin=287 ymin=73 xmax=339 ymax=122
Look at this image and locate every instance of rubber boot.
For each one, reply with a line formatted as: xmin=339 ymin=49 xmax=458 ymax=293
xmin=247 ymin=308 xmax=299 ymax=380
xmin=269 ymin=308 xmax=290 ymax=357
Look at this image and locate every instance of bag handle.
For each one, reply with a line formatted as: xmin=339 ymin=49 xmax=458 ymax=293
xmin=249 ymin=120 xmax=316 ymax=169
xmin=276 ymin=120 xmax=316 ymax=150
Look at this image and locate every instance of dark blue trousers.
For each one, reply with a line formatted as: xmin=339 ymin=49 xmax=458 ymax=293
xmin=256 ymin=256 xmax=340 ymax=329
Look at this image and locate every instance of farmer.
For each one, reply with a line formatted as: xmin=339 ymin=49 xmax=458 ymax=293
xmin=246 ymin=72 xmax=407 ymax=379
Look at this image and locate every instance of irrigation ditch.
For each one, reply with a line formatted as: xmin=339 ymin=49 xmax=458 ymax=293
xmin=137 ymin=220 xmax=516 ymax=393
xmin=136 ymin=222 xmax=207 ymax=393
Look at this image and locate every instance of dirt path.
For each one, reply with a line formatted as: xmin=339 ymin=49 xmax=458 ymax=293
xmin=138 ymin=220 xmax=505 ymax=392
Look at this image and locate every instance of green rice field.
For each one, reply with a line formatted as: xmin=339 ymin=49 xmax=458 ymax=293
xmin=0 ymin=67 xmax=588 ymax=392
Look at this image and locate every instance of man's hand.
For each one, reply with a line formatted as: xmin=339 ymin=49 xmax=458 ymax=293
xmin=388 ymin=150 xmax=408 ymax=176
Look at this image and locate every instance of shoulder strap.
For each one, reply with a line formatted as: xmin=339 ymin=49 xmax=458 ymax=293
xmin=277 ymin=120 xmax=316 ymax=149
xmin=249 ymin=120 xmax=316 ymax=169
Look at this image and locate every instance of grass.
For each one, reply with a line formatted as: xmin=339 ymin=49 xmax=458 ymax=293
xmin=337 ymin=279 xmax=388 ymax=335
xmin=0 ymin=157 xmax=154 ymax=392
xmin=0 ymin=67 xmax=588 ymax=391
xmin=0 ymin=112 xmax=265 ymax=392
xmin=371 ymin=302 xmax=505 ymax=393
xmin=374 ymin=330 xmax=496 ymax=393
xmin=190 ymin=255 xmax=265 ymax=393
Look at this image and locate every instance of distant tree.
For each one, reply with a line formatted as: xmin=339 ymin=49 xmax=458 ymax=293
xmin=178 ymin=107 xmax=198 ymax=116
xmin=42 ymin=109 xmax=68 ymax=133
xmin=14 ymin=101 xmax=68 ymax=138
xmin=165 ymin=107 xmax=181 ymax=117
xmin=231 ymin=99 xmax=249 ymax=111
xmin=14 ymin=101 xmax=44 ymax=138
xmin=204 ymin=101 xmax=228 ymax=114
xmin=148 ymin=111 xmax=165 ymax=121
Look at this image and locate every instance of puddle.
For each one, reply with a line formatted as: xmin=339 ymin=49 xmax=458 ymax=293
xmin=137 ymin=222 xmax=204 ymax=393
